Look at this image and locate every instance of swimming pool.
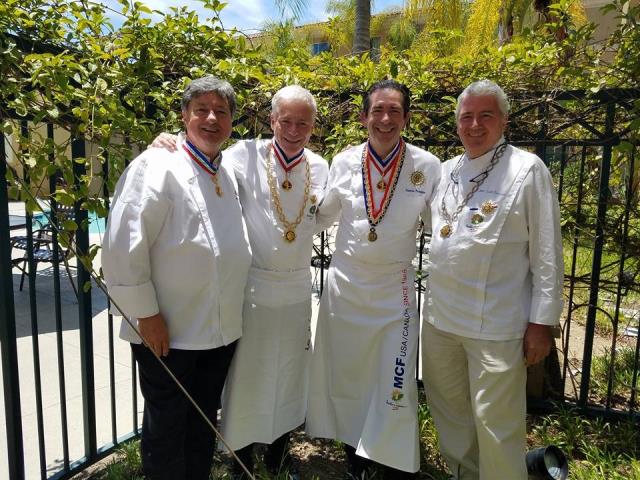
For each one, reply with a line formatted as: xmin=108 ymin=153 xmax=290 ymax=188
xmin=88 ymin=212 xmax=106 ymax=235
xmin=29 ymin=210 xmax=106 ymax=235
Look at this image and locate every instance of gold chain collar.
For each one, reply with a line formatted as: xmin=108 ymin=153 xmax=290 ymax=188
xmin=266 ymin=145 xmax=311 ymax=242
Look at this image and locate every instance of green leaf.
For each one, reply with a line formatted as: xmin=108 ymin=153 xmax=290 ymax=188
xmin=61 ymin=219 xmax=78 ymax=231
xmin=617 ymin=141 xmax=633 ymax=153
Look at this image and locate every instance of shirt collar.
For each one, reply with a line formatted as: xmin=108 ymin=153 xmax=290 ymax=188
xmin=273 ymin=139 xmax=304 ymax=165
xmin=367 ymin=139 xmax=401 ymax=167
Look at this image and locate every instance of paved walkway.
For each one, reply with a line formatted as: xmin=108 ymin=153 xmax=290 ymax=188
xmin=1 ymin=211 xmax=145 ymax=479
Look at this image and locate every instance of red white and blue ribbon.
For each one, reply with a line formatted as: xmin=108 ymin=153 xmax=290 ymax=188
xmin=182 ymin=138 xmax=223 ymax=196
xmin=368 ymin=139 xmax=402 ymax=177
xmin=182 ymin=139 xmax=222 ymax=177
xmin=272 ymin=140 xmax=305 ymax=173
xmin=362 ymin=138 xmax=406 ymax=224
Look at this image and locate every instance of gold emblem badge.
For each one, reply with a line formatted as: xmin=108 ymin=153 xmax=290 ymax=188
xmin=471 ymin=213 xmax=484 ymax=225
xmin=284 ymin=230 xmax=296 ymax=242
xmin=440 ymin=224 xmax=452 ymax=238
xmin=480 ymin=200 xmax=498 ymax=215
xmin=310 ymin=194 xmax=317 ymax=204
xmin=281 ymin=179 xmax=293 ymax=190
xmin=391 ymin=389 xmax=404 ymax=402
xmin=376 ymin=179 xmax=386 ymax=190
xmin=368 ymin=229 xmax=378 ymax=242
xmin=410 ymin=171 xmax=425 ymax=186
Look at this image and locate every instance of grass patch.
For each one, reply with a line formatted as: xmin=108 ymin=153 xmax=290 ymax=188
xmin=95 ymin=401 xmax=640 ymax=479
xmin=591 ymin=346 xmax=640 ymax=404
xmin=529 ymin=404 xmax=640 ymax=479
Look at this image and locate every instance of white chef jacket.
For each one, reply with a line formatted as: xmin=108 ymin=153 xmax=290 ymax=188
xmin=307 ymin=142 xmax=441 ymax=472
xmin=424 ymin=139 xmax=564 ymax=340
xmin=227 ymin=139 xmax=328 ymax=274
xmin=317 ymin=142 xmax=442 ymax=263
xmin=219 ymin=138 xmax=329 ymax=450
xmin=102 ymin=137 xmax=251 ymax=350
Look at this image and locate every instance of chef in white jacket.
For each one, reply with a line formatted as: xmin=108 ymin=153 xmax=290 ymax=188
xmin=221 ymin=86 xmax=328 ymax=479
xmin=150 ymin=85 xmax=329 ymax=479
xmin=422 ymin=80 xmax=564 ymax=480
xmin=102 ymin=76 xmax=251 ymax=480
xmin=307 ymin=80 xmax=441 ymax=479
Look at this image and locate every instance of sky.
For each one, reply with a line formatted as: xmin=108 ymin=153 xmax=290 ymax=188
xmin=98 ymin=0 xmax=404 ymax=34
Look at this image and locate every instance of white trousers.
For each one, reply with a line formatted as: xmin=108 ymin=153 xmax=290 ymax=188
xmin=421 ymin=322 xmax=528 ymax=480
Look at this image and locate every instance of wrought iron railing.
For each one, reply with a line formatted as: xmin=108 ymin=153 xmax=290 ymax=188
xmin=1 ymin=87 xmax=639 ymax=479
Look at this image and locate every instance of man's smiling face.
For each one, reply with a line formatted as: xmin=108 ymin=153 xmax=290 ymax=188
xmin=360 ymin=88 xmax=409 ymax=157
xmin=181 ymin=92 xmax=233 ymax=158
xmin=270 ymin=99 xmax=315 ymax=157
xmin=456 ymin=94 xmax=507 ymax=159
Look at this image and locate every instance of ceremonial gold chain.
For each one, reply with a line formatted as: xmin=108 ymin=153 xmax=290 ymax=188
xmin=362 ymin=142 xmax=406 ymax=226
xmin=266 ymin=147 xmax=311 ymax=242
xmin=361 ymin=142 xmax=406 ymax=242
xmin=439 ymin=143 xmax=507 ymax=237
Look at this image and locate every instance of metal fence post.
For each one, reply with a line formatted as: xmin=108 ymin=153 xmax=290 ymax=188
xmin=579 ymin=102 xmax=616 ymax=406
xmin=71 ymin=137 xmax=97 ymax=458
xmin=0 ymin=126 xmax=26 ymax=479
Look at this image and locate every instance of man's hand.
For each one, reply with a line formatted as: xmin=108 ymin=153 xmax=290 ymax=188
xmin=138 ymin=313 xmax=170 ymax=357
xmin=523 ymin=323 xmax=553 ymax=366
xmin=149 ymin=133 xmax=178 ymax=152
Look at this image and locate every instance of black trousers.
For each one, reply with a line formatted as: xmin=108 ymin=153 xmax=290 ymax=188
xmin=132 ymin=342 xmax=237 ymax=480
xmin=233 ymin=430 xmax=293 ymax=476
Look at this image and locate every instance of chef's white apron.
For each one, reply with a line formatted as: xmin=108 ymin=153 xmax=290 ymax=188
xmin=221 ymin=266 xmax=312 ymax=450
xmin=307 ymin=254 xmax=420 ymax=473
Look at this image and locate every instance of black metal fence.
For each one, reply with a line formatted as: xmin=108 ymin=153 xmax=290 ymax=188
xmin=1 ymin=87 xmax=639 ymax=479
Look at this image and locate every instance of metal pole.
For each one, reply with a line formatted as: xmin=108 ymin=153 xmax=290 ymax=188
xmin=72 ymin=137 xmax=97 ymax=457
xmin=579 ymin=102 xmax=616 ymax=406
xmin=0 ymin=123 xmax=25 ymax=479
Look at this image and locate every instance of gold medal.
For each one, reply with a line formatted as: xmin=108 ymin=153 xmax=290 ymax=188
xmin=440 ymin=224 xmax=452 ymax=238
xmin=211 ymin=176 xmax=223 ymax=197
xmin=368 ymin=229 xmax=378 ymax=242
xmin=480 ymin=200 xmax=498 ymax=215
xmin=268 ymin=146 xmax=310 ymax=246
xmin=471 ymin=213 xmax=484 ymax=225
xmin=376 ymin=179 xmax=386 ymax=190
xmin=310 ymin=194 xmax=317 ymax=204
xmin=410 ymin=171 xmax=425 ymax=186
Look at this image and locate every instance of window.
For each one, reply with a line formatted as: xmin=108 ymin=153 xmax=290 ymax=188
xmin=311 ymin=42 xmax=330 ymax=55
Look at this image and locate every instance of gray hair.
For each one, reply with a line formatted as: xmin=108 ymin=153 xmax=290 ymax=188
xmin=455 ymin=80 xmax=510 ymax=119
xmin=181 ymin=76 xmax=237 ymax=116
xmin=272 ymin=85 xmax=317 ymax=116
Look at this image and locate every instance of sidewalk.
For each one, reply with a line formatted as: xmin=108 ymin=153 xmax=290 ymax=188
xmin=1 ymin=200 xmax=144 ymax=479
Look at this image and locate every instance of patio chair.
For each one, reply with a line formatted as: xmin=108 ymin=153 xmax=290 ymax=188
xmin=311 ymin=226 xmax=335 ymax=296
xmin=10 ymin=204 xmax=78 ymax=297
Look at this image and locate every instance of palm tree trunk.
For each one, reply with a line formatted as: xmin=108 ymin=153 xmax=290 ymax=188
xmin=352 ymin=0 xmax=371 ymax=54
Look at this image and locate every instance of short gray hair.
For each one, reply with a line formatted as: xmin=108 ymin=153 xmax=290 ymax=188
xmin=272 ymin=85 xmax=317 ymax=116
xmin=181 ymin=76 xmax=237 ymax=116
xmin=455 ymin=80 xmax=510 ymax=119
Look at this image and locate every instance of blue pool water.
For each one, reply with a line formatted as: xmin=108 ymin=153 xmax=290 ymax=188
xmin=88 ymin=212 xmax=106 ymax=235
xmin=30 ymin=210 xmax=106 ymax=235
